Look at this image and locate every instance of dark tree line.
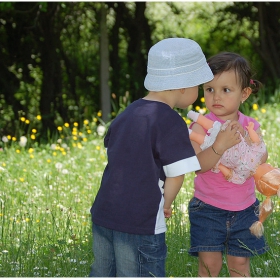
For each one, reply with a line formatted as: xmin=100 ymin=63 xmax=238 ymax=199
xmin=0 ymin=2 xmax=279 ymax=141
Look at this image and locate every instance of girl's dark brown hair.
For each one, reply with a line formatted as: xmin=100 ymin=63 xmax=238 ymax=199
xmin=207 ymin=52 xmax=262 ymax=94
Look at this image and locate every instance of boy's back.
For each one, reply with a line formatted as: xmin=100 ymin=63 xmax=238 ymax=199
xmin=91 ymin=98 xmax=199 ymax=235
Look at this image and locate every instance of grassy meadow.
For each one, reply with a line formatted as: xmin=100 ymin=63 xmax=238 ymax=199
xmin=1 ymin=102 xmax=280 ymax=277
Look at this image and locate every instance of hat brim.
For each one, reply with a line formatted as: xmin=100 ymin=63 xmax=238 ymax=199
xmin=144 ymin=63 xmax=214 ymax=92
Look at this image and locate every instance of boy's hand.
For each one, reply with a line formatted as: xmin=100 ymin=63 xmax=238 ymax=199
xmin=164 ymin=207 xmax=172 ymax=218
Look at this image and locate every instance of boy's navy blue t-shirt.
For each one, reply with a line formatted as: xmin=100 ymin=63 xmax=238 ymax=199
xmin=91 ymin=99 xmax=200 ymax=235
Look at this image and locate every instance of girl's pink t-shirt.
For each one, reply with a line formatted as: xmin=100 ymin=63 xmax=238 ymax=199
xmin=193 ymin=111 xmax=259 ymax=211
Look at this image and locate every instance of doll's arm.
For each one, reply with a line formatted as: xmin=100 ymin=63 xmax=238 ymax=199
xmin=245 ymin=122 xmax=260 ymax=143
xmin=187 ymin=110 xmax=214 ymax=130
xmin=189 ymin=128 xmax=206 ymax=145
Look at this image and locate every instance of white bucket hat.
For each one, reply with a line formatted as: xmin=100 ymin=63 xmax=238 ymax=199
xmin=144 ymin=38 xmax=214 ymax=91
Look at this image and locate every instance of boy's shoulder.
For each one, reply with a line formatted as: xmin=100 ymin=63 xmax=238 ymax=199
xmin=113 ymin=99 xmax=185 ymax=128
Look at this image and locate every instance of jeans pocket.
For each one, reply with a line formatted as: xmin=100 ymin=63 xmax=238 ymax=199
xmin=138 ymin=242 xmax=167 ymax=277
xmin=188 ymin=197 xmax=204 ymax=212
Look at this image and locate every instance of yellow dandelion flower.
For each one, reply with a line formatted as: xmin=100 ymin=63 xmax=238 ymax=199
xmin=93 ymin=117 xmax=98 ymax=123
xmin=28 ymin=148 xmax=34 ymax=153
xmin=25 ymin=218 xmax=30 ymax=222
xmin=19 ymin=178 xmax=24 ymax=182
xmin=20 ymin=117 xmax=26 ymax=122
xmin=200 ymin=97 xmax=205 ymax=103
xmin=195 ymin=106 xmax=200 ymax=111
xmin=7 ymin=135 xmax=11 ymax=140
xmin=59 ymin=147 xmax=64 ymax=152
xmin=261 ymin=108 xmax=266 ymax=113
xmin=97 ymin=111 xmax=102 ymax=117
xmin=72 ymin=143 xmax=77 ymax=147
xmin=25 ymin=120 xmax=30 ymax=124
xmin=72 ymin=131 xmax=77 ymax=136
xmin=96 ymin=146 xmax=100 ymax=150
xmin=185 ymin=119 xmax=191 ymax=125
xmin=252 ymin=103 xmax=258 ymax=110
xmin=57 ymin=126 xmax=63 ymax=131
xmin=87 ymin=129 xmax=92 ymax=134
xmin=23 ymin=169 xmax=27 ymax=172
xmin=74 ymin=122 xmax=78 ymax=127
xmin=47 ymin=159 xmax=51 ymax=163
xmin=12 ymin=137 xmax=16 ymax=141
xmin=2 ymin=163 xmax=6 ymax=167
xmin=84 ymin=119 xmax=89 ymax=125
xmin=79 ymin=132 xmax=83 ymax=136
xmin=16 ymin=149 xmax=20 ymax=153
xmin=31 ymin=134 xmax=36 ymax=140
xmin=53 ymin=152 xmax=57 ymax=156
xmin=30 ymin=154 xmax=34 ymax=159
xmin=64 ymin=122 xmax=70 ymax=127
xmin=36 ymin=219 xmax=40 ymax=223
xmin=32 ymin=129 xmax=37 ymax=133
xmin=36 ymin=115 xmax=42 ymax=120
xmin=83 ymin=137 xmax=87 ymax=142
xmin=62 ymin=151 xmax=66 ymax=155
xmin=73 ymin=136 xmax=77 ymax=140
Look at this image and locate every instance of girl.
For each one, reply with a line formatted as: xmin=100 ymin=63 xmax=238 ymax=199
xmin=188 ymin=52 xmax=269 ymax=277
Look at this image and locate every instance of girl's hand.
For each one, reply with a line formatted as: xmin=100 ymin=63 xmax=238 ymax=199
xmin=214 ymin=121 xmax=242 ymax=154
xmin=231 ymin=121 xmax=245 ymax=137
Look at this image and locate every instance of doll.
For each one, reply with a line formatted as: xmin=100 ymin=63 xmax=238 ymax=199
xmin=187 ymin=110 xmax=266 ymax=184
xmin=187 ymin=110 xmax=280 ymax=238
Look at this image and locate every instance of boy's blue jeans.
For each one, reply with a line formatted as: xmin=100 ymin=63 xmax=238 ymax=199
xmin=89 ymin=224 xmax=167 ymax=277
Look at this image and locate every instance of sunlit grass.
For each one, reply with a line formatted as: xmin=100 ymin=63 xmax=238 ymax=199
xmin=1 ymin=101 xmax=280 ymax=276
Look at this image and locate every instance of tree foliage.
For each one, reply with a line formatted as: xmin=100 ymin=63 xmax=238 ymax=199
xmin=0 ymin=2 xmax=279 ymax=140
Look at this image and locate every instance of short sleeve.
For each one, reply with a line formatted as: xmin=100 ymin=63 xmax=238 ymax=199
xmin=157 ymin=122 xmax=201 ymax=177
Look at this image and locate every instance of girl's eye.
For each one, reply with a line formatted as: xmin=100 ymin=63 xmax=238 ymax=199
xmin=224 ymin=88 xmax=230 ymax=93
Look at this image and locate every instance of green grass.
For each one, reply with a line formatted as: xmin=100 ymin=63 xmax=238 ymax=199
xmin=1 ymin=103 xmax=280 ymax=277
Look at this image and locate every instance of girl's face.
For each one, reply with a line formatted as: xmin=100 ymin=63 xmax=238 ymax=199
xmin=203 ymin=70 xmax=250 ymax=121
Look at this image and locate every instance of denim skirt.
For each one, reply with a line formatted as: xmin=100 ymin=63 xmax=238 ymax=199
xmin=188 ymin=197 xmax=269 ymax=257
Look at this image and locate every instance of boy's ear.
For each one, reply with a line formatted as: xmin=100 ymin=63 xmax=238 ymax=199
xmin=241 ymin=87 xmax=252 ymax=103
xmin=179 ymin=88 xmax=186 ymax=94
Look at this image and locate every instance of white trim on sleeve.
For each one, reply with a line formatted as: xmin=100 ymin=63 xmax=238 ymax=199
xmin=163 ymin=156 xmax=201 ymax=177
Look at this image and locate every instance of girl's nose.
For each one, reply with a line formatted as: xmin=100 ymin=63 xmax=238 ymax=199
xmin=213 ymin=92 xmax=221 ymax=101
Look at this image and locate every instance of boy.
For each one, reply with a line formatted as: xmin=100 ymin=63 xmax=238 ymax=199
xmin=89 ymin=38 xmax=213 ymax=277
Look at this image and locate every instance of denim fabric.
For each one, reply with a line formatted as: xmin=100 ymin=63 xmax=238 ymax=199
xmin=188 ymin=197 xmax=269 ymax=257
xmin=89 ymin=224 xmax=167 ymax=277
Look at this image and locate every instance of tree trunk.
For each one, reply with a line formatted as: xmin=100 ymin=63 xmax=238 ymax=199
xmin=38 ymin=3 xmax=61 ymax=139
xmin=100 ymin=3 xmax=111 ymax=123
